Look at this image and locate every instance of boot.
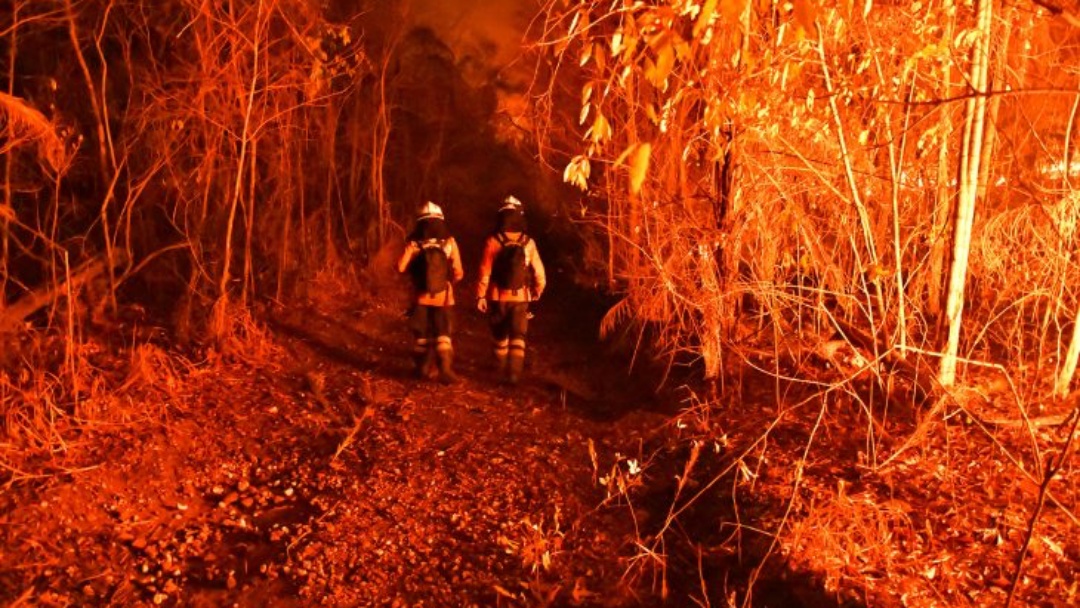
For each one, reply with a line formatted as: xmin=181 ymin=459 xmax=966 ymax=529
xmin=436 ymin=349 xmax=458 ymax=385
xmin=494 ymin=338 xmax=509 ymax=374
xmin=422 ymin=348 xmax=438 ymax=380
xmin=413 ymin=351 xmax=430 ymax=379
xmin=507 ymin=352 xmax=525 ymax=385
xmin=413 ymin=338 xmax=436 ymax=379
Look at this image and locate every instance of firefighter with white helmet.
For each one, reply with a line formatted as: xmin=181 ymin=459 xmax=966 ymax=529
xmin=397 ymin=201 xmax=464 ymax=383
xmin=476 ymin=195 xmax=546 ymax=384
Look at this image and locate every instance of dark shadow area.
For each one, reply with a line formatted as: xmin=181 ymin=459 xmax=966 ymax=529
xmin=265 ymin=306 xmax=400 ymax=374
xmin=633 ymin=438 xmax=860 ymax=608
xmin=530 ymin=293 xmax=670 ymax=419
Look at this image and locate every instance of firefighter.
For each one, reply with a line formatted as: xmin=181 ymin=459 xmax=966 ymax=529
xmin=397 ymin=201 xmax=464 ymax=384
xmin=476 ymin=195 xmax=546 ymax=385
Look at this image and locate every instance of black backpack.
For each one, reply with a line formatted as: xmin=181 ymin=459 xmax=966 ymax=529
xmin=409 ymin=238 xmax=450 ymax=295
xmin=492 ymin=233 xmax=529 ymax=291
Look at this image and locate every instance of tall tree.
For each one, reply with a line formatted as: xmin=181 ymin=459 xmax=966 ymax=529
xmin=940 ymin=0 xmax=995 ymax=386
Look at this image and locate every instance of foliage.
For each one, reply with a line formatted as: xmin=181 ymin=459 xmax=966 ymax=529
xmin=534 ymin=1 xmax=1080 ymax=604
xmin=0 ymin=0 xmax=445 ymax=460
xmin=537 ymin=0 xmax=1080 ymax=390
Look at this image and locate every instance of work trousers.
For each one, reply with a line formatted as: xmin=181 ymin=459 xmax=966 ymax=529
xmin=489 ymin=301 xmax=529 ymax=362
xmin=410 ymin=304 xmax=453 ymax=358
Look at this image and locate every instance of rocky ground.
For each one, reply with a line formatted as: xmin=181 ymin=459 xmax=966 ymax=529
xmin=0 ymin=280 xmax=682 ymax=607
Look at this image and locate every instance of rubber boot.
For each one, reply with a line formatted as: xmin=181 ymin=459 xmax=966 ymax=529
xmin=495 ymin=352 xmax=508 ymax=375
xmin=437 ymin=349 xmax=458 ymax=385
xmin=507 ymin=352 xmax=525 ymax=385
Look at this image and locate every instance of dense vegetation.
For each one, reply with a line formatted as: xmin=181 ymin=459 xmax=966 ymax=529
xmin=2 ymin=1 xmax=1079 ymax=605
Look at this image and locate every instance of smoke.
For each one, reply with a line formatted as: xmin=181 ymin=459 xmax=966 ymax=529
xmin=409 ymin=0 xmax=533 ymax=71
xmin=406 ymin=0 xmax=536 ymax=137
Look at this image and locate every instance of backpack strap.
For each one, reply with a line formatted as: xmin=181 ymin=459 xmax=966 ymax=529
xmin=518 ymin=234 xmax=530 ymax=269
xmin=496 ymin=232 xmax=527 ymax=246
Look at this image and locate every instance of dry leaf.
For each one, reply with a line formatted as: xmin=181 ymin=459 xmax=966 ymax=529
xmin=693 ymin=0 xmax=719 ymax=38
xmin=721 ymin=0 xmax=749 ymax=23
xmin=793 ymin=0 xmax=818 ymax=33
xmin=563 ymin=156 xmax=591 ymax=191
xmin=629 ymin=143 xmax=651 ymax=194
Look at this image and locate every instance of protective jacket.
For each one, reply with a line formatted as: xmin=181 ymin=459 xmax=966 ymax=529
xmin=397 ymin=237 xmax=464 ymax=306
xmin=476 ymin=231 xmax=546 ymax=303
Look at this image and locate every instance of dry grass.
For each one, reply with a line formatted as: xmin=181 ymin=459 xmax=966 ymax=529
xmin=214 ymin=301 xmax=283 ymax=363
xmin=0 ymin=91 xmax=69 ymax=173
xmin=119 ymin=343 xmax=180 ymax=394
xmin=785 ymin=486 xmax=913 ymax=595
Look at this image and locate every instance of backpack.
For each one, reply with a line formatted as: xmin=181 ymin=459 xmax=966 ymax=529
xmin=492 ymin=233 xmax=529 ymax=291
xmin=409 ymin=238 xmax=450 ymax=295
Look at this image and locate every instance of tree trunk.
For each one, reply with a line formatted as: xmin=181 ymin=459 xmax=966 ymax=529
xmin=976 ymin=6 xmax=1010 ymax=202
xmin=1056 ymin=303 xmax=1080 ymax=397
xmin=714 ymin=137 xmax=735 ymax=288
xmin=371 ymin=50 xmax=392 ymax=248
xmin=928 ymin=0 xmax=957 ymax=321
xmin=1054 ymin=91 xmax=1080 ymax=397
xmin=940 ymin=0 xmax=994 ymax=387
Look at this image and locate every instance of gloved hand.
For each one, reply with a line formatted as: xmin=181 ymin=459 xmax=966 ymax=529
xmin=477 ymin=297 xmax=489 ymax=313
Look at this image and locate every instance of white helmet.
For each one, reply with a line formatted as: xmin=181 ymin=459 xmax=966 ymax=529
xmin=418 ymin=201 xmax=444 ymax=220
xmin=500 ymin=195 xmax=523 ymax=212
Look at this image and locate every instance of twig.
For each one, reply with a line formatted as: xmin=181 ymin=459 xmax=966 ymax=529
xmin=7 ymin=585 xmax=36 ymax=608
xmin=1004 ymin=402 xmax=1080 ymax=607
xmin=332 ymin=404 xmax=372 ymax=462
xmin=743 ymin=396 xmax=829 ymax=607
xmin=0 ymin=253 xmax=126 ymax=333
xmin=878 ymin=392 xmax=1080 ymax=528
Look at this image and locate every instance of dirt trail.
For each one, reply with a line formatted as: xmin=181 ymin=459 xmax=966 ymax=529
xmin=260 ymin=283 xmax=673 ymax=606
xmin=0 ymin=282 xmax=677 ymax=607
